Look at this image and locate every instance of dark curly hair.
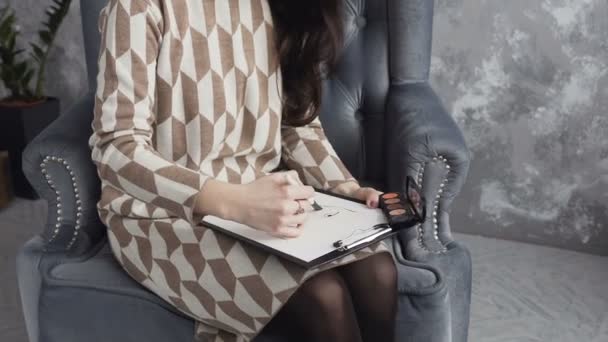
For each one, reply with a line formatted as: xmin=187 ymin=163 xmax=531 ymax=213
xmin=268 ymin=0 xmax=343 ymax=126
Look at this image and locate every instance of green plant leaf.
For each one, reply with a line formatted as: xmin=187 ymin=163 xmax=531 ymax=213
xmin=0 ymin=0 xmax=73 ymax=100
xmin=22 ymin=86 xmax=34 ymax=99
xmin=39 ymin=30 xmax=52 ymax=44
xmin=22 ymin=68 xmax=34 ymax=84
xmin=13 ymin=47 xmax=24 ymax=55
xmin=0 ymin=9 xmax=16 ymax=41
xmin=33 ymin=0 xmax=73 ymax=98
xmin=15 ymin=61 xmax=27 ymax=76
xmin=29 ymin=43 xmax=44 ymax=59
xmin=0 ymin=19 xmax=11 ymax=37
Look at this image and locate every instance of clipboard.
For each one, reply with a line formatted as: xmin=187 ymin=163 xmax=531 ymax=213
xmin=200 ymin=187 xmax=420 ymax=269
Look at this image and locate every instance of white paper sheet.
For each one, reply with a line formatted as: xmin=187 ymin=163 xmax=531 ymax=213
xmin=201 ymin=191 xmax=388 ymax=263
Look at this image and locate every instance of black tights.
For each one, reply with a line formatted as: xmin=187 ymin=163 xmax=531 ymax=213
xmin=263 ymin=252 xmax=398 ymax=342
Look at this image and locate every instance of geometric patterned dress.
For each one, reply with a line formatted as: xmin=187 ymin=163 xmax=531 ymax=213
xmin=88 ymin=0 xmax=390 ymax=341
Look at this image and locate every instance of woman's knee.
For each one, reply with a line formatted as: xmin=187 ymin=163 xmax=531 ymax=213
xmin=345 ymin=252 xmax=398 ymax=293
xmin=300 ymin=269 xmax=353 ymax=318
xmin=345 ymin=253 xmax=398 ymax=322
xmin=369 ymin=252 xmax=398 ymax=291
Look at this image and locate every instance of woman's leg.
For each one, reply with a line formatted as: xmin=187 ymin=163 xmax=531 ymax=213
xmin=337 ymin=252 xmax=398 ymax=342
xmin=264 ymin=268 xmax=363 ymax=342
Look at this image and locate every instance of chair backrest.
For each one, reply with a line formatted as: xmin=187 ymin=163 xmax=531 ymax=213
xmin=81 ymin=0 xmax=108 ymax=91
xmin=318 ymin=0 xmax=434 ymax=185
xmin=80 ymin=0 xmax=434 ymax=183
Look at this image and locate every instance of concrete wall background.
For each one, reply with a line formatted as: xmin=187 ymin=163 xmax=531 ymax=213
xmin=1 ymin=0 xmax=606 ymax=254
xmin=432 ymin=0 xmax=608 ymax=255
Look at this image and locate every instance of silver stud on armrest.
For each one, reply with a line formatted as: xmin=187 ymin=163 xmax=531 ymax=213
xmin=413 ymin=155 xmax=452 ymax=254
xmin=40 ymin=155 xmax=83 ymax=250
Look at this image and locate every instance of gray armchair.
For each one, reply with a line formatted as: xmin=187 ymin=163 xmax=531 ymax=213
xmin=17 ymin=0 xmax=472 ymax=341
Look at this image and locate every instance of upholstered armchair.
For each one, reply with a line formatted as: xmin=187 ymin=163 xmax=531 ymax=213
xmin=17 ymin=0 xmax=472 ymax=341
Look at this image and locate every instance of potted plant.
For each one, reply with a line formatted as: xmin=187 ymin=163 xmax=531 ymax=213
xmin=0 ymin=0 xmax=72 ymax=199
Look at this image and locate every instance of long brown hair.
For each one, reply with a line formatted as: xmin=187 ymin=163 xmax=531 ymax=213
xmin=268 ymin=0 xmax=343 ymax=126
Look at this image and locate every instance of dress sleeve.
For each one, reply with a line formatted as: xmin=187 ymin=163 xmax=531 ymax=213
xmin=280 ymin=115 xmax=359 ymax=191
xmin=88 ymin=0 xmax=210 ymax=226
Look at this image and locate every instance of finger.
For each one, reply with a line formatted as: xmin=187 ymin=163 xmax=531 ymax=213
xmin=365 ymin=191 xmax=373 ymax=207
xmin=283 ymin=184 xmax=315 ymax=200
xmin=279 ymin=199 xmax=313 ymax=216
xmin=271 ymin=171 xmax=291 ymax=185
xmin=361 ymin=189 xmax=379 ymax=208
xmin=283 ymin=210 xmax=310 ymax=226
xmin=288 ymin=170 xmax=304 ymax=185
xmin=367 ymin=194 xmax=379 ymax=208
xmin=287 ymin=199 xmax=313 ymax=212
xmin=299 ymin=199 xmax=315 ymax=212
xmin=274 ymin=226 xmax=303 ymax=239
xmin=280 ymin=199 xmax=300 ymax=215
xmin=352 ymin=188 xmax=366 ymax=202
xmin=272 ymin=170 xmax=302 ymax=187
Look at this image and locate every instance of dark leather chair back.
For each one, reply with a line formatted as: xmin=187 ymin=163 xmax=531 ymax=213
xmin=318 ymin=0 xmax=433 ymax=185
xmin=81 ymin=0 xmax=107 ymax=91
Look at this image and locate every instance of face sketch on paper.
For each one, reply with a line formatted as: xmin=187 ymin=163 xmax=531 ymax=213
xmin=201 ymin=190 xmax=388 ymax=263
xmin=274 ymin=204 xmax=361 ymax=240
xmin=309 ymin=203 xmax=376 ymax=242
xmin=317 ymin=204 xmax=358 ymax=218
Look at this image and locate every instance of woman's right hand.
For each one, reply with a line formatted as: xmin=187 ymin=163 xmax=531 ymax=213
xmin=228 ymin=170 xmax=315 ymax=239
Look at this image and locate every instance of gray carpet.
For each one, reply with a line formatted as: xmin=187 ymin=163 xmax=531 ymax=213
xmin=1 ymin=197 xmax=607 ymax=342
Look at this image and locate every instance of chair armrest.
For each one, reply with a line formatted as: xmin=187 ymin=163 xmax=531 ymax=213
xmin=385 ymin=82 xmax=471 ymax=255
xmin=21 ymin=93 xmax=105 ymax=254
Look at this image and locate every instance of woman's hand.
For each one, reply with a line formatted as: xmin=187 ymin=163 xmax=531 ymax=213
xmin=225 ymin=170 xmax=315 ymax=239
xmin=332 ymin=181 xmax=383 ymax=209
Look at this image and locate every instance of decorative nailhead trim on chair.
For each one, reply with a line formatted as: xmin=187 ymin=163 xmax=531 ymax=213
xmin=40 ymin=155 xmax=82 ymax=250
xmin=415 ymin=154 xmax=450 ymax=254
xmin=415 ymin=164 xmax=427 ymax=251
xmin=432 ymin=155 xmax=449 ymax=253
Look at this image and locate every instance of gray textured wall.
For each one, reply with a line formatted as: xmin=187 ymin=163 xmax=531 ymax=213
xmin=1 ymin=0 xmax=606 ymax=254
xmin=433 ymin=0 xmax=608 ymax=255
xmin=0 ymin=0 xmax=86 ymax=111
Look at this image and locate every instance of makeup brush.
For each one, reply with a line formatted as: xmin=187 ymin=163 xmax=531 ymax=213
xmin=285 ymin=173 xmax=323 ymax=211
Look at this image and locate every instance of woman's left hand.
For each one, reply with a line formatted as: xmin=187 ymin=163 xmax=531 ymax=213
xmin=332 ymin=181 xmax=383 ymax=208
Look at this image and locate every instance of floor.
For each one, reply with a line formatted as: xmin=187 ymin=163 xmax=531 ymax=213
xmin=1 ymin=197 xmax=607 ymax=342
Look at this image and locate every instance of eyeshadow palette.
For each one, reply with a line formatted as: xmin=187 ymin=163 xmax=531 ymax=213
xmin=378 ymin=191 xmax=424 ymax=231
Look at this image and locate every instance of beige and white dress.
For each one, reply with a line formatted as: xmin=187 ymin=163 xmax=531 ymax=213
xmin=88 ymin=0 xmax=390 ymax=341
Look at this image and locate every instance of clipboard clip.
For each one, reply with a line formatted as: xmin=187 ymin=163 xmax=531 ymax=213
xmin=332 ymin=225 xmax=393 ymax=252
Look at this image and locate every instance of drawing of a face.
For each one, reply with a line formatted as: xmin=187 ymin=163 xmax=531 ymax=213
xmin=317 ymin=204 xmax=358 ymax=218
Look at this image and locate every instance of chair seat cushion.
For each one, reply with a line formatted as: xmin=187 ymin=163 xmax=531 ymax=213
xmin=21 ymin=226 xmax=443 ymax=342
xmin=49 ymin=240 xmax=178 ymax=308
xmin=18 ymin=237 xmax=197 ymax=342
xmin=45 ymin=239 xmax=289 ymax=341
xmin=50 ymin=235 xmax=442 ymax=312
